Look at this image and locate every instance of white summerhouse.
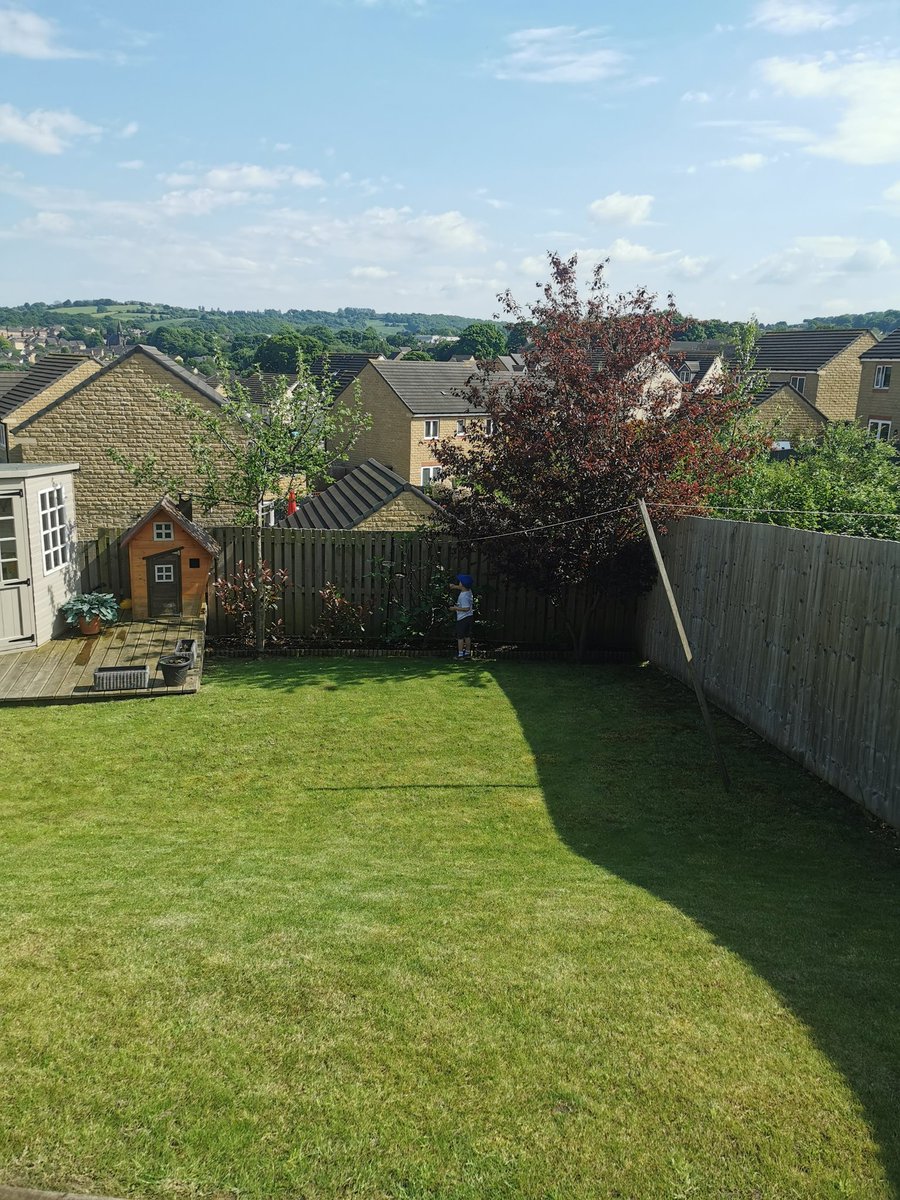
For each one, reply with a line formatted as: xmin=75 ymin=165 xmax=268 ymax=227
xmin=0 ymin=462 xmax=80 ymax=653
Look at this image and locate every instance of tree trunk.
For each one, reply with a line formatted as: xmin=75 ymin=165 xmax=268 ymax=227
xmin=254 ymin=500 xmax=265 ymax=656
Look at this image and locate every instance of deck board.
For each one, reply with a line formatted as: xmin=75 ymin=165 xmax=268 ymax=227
xmin=0 ymin=615 xmax=206 ymax=705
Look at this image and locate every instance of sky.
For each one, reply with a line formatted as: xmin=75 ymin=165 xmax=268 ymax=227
xmin=1 ymin=0 xmax=900 ymax=323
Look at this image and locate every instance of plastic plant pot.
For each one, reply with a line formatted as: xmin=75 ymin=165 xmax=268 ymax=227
xmin=158 ymin=653 xmax=191 ymax=687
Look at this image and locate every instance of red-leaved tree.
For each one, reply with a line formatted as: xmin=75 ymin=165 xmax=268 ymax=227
xmin=432 ymin=254 xmax=762 ymax=657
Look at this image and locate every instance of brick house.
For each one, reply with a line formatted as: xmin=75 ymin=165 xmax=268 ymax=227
xmin=3 ymin=344 xmax=238 ymax=536
xmin=753 ymin=329 xmax=876 ymax=421
xmin=337 ymin=360 xmax=497 ymax=486
xmin=856 ymin=329 xmax=900 ymax=442
xmin=280 ymin=458 xmax=439 ymax=531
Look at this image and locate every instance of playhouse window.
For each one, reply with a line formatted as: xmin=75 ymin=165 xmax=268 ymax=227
xmin=155 ymin=564 xmax=175 ymax=583
xmin=38 ymin=486 xmax=70 ymax=574
xmin=153 ymin=521 xmax=173 ymax=541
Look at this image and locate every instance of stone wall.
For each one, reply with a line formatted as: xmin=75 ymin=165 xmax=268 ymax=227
xmin=355 ymin=491 xmax=435 ymax=531
xmin=342 ymin=365 xmax=414 ymax=479
xmin=756 ymin=388 xmax=827 ymax=439
xmin=817 ymin=333 xmax=876 ymax=421
xmin=4 ymin=359 xmax=101 ymax=458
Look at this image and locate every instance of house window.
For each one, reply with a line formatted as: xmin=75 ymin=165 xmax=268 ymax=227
xmin=868 ymin=418 xmax=892 ymax=441
xmin=678 ymin=364 xmax=693 ymax=383
xmin=421 ymin=466 xmax=442 ymax=484
xmin=424 ymin=419 xmax=439 ymax=440
xmin=0 ymin=496 xmax=20 ymax=581
xmin=39 ymin=485 xmax=70 ymax=574
xmin=874 ymin=365 xmax=892 ymax=390
xmin=484 ymin=418 xmax=495 ymax=436
xmin=0 ymin=424 xmax=6 ymax=450
xmin=790 ymin=376 xmax=806 ymax=395
xmin=153 ymin=521 xmax=173 ymax=540
xmin=154 ymin=563 xmax=175 ymax=583
xmin=454 ymin=419 xmax=467 ymax=437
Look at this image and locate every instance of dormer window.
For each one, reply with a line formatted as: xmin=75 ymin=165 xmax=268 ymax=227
xmin=153 ymin=521 xmax=174 ymax=541
xmin=678 ymin=364 xmax=693 ymax=383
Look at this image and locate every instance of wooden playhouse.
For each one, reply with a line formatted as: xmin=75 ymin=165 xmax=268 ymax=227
xmin=121 ymin=497 xmax=219 ymax=619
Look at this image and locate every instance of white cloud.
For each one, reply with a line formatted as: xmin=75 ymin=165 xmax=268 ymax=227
xmin=0 ymin=104 xmax=100 ymax=153
xmin=350 ymin=266 xmax=396 ymax=280
xmin=885 ymin=181 xmax=900 ymax=210
xmin=673 ymin=255 xmax=713 ymax=279
xmin=700 ymin=118 xmax=813 ymax=144
xmin=0 ymin=6 xmax=86 ymax=58
xmin=588 ymin=191 xmax=654 ymax=225
xmin=204 ymin=163 xmax=324 ymax=190
xmin=749 ymin=1 xmax=858 ymax=34
xmin=753 ymin=235 xmax=894 ymax=284
xmin=761 ymin=54 xmax=900 ymax=164
xmin=158 ymin=188 xmax=254 ymax=217
xmin=118 ymin=159 xmax=144 ymax=170
xmin=681 ymin=91 xmax=711 ymax=103
xmin=118 ymin=121 xmax=139 ymax=139
xmin=246 ymin=205 xmax=486 ymax=260
xmin=715 ymin=152 xmax=771 ymax=170
xmin=604 ymin=237 xmax=676 ymax=265
xmin=491 ymin=26 xmax=625 ymax=84
xmin=17 ymin=210 xmax=74 ymax=235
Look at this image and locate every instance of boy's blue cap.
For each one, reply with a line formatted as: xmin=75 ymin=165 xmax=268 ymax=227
xmin=456 ymin=573 xmax=474 ymax=587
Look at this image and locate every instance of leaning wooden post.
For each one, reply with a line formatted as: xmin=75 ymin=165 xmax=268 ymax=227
xmin=637 ymin=499 xmax=730 ymax=791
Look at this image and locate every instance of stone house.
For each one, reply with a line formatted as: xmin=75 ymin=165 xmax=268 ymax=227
xmin=336 ymin=360 xmax=498 ymax=486
xmin=2 ymin=344 xmax=240 ymax=536
xmin=856 ymin=330 xmax=900 ymax=442
xmin=280 ymin=458 xmax=439 ymax=531
xmin=752 ymin=381 xmax=827 ymax=442
xmin=0 ymin=354 xmax=100 ymax=464
xmin=753 ymin=329 xmax=876 ymax=421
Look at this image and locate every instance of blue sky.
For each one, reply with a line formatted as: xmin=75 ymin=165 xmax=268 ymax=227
xmin=1 ymin=0 xmax=899 ymax=322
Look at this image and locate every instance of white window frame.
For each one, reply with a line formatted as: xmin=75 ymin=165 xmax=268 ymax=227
xmin=154 ymin=563 xmax=175 ymax=583
xmin=423 ymin=419 xmax=439 ymax=440
xmin=421 ymin=466 xmax=442 ymax=485
xmin=0 ymin=424 xmax=6 ymax=451
xmin=484 ymin=417 xmax=495 ymax=436
xmin=874 ymin=365 xmax=892 ymax=390
xmin=153 ymin=521 xmax=174 ymax=541
xmin=790 ymin=375 xmax=806 ymax=395
xmin=38 ymin=485 xmax=70 ymax=575
xmin=678 ymin=364 xmax=693 ymax=383
xmin=868 ymin=418 xmax=892 ymax=441
xmin=454 ymin=419 xmax=467 ymax=437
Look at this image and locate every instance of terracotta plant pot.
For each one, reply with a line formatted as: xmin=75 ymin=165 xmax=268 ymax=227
xmin=78 ymin=614 xmax=102 ymax=637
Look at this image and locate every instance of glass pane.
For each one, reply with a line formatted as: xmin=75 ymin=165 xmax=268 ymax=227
xmin=0 ymin=498 xmax=12 ymax=518
xmin=0 ymin=518 xmax=14 ymax=538
xmin=2 ymin=559 xmax=19 ymax=581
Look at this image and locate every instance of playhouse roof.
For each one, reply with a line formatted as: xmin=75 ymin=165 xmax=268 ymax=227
xmin=120 ymin=496 xmax=220 ymax=556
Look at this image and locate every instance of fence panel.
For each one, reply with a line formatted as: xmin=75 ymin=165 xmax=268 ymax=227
xmin=639 ymin=517 xmax=900 ymax=828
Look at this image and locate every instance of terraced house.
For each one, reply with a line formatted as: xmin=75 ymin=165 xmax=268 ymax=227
xmin=1 ymin=345 xmax=239 ymax=536
xmin=856 ymin=330 xmax=900 ymax=442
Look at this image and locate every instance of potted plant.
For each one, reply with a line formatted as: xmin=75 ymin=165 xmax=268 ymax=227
xmin=157 ymin=652 xmax=192 ymax=687
xmin=60 ymin=592 xmax=119 ymax=637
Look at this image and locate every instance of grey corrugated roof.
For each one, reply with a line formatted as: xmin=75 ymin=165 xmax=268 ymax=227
xmin=280 ymin=458 xmax=438 ymax=530
xmin=860 ymin=330 xmax=900 ymax=361
xmin=368 ymin=360 xmax=492 ymax=414
xmin=0 ymin=355 xmax=91 ymax=419
xmin=754 ymin=329 xmax=872 ymax=371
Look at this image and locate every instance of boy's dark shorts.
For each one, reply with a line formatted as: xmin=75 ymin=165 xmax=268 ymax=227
xmin=456 ymin=616 xmax=474 ymax=636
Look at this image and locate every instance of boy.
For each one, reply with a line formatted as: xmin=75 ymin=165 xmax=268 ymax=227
xmin=450 ymin=573 xmax=474 ymax=660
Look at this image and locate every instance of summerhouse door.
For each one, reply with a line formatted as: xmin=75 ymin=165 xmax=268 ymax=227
xmin=0 ymin=491 xmax=35 ymax=649
xmin=147 ymin=552 xmax=182 ymax=617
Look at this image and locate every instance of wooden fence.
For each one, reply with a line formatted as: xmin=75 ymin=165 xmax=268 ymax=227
xmin=639 ymin=518 xmax=900 ymax=828
xmin=79 ymin=527 xmax=638 ymax=651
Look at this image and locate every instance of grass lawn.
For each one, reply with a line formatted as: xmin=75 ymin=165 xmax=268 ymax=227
xmin=0 ymin=659 xmax=897 ymax=1200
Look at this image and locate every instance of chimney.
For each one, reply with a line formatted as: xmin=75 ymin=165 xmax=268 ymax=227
xmin=177 ymin=493 xmax=193 ymax=522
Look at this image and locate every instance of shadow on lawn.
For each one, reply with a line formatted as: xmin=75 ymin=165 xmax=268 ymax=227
xmin=486 ymin=660 xmax=900 ymax=1196
xmin=210 ymin=653 xmax=900 ymax=1190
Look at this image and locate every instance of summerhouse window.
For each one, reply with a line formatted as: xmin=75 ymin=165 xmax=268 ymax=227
xmin=153 ymin=521 xmax=173 ymax=541
xmin=39 ymin=485 xmax=70 ymax=574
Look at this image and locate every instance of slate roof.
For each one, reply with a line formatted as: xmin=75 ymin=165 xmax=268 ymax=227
xmin=367 ymin=360 xmax=493 ymax=414
xmin=311 ymin=353 xmax=382 ymax=394
xmin=121 ymin=495 xmax=220 ymax=555
xmin=234 ymin=372 xmax=296 ymax=404
xmin=859 ymin=329 xmax=900 ymax=360
xmin=280 ymin=458 xmax=439 ymax=530
xmin=0 ymin=354 xmax=91 ymax=420
xmin=11 ymin=345 xmax=227 ymax=431
xmin=754 ymin=329 xmax=872 ymax=371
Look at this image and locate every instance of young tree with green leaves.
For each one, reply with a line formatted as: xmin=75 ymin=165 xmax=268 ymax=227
xmin=109 ymin=358 xmax=370 ymax=652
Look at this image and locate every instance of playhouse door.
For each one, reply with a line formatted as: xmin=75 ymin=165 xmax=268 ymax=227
xmin=147 ymin=553 xmax=182 ymax=617
xmin=0 ymin=491 xmax=35 ymax=649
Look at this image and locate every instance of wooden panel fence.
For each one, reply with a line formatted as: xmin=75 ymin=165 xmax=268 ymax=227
xmin=79 ymin=527 xmax=637 ymax=652
xmin=639 ymin=518 xmax=900 ymax=827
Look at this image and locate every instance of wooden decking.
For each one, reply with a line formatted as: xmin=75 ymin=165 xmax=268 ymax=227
xmin=0 ymin=615 xmax=206 ymax=705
